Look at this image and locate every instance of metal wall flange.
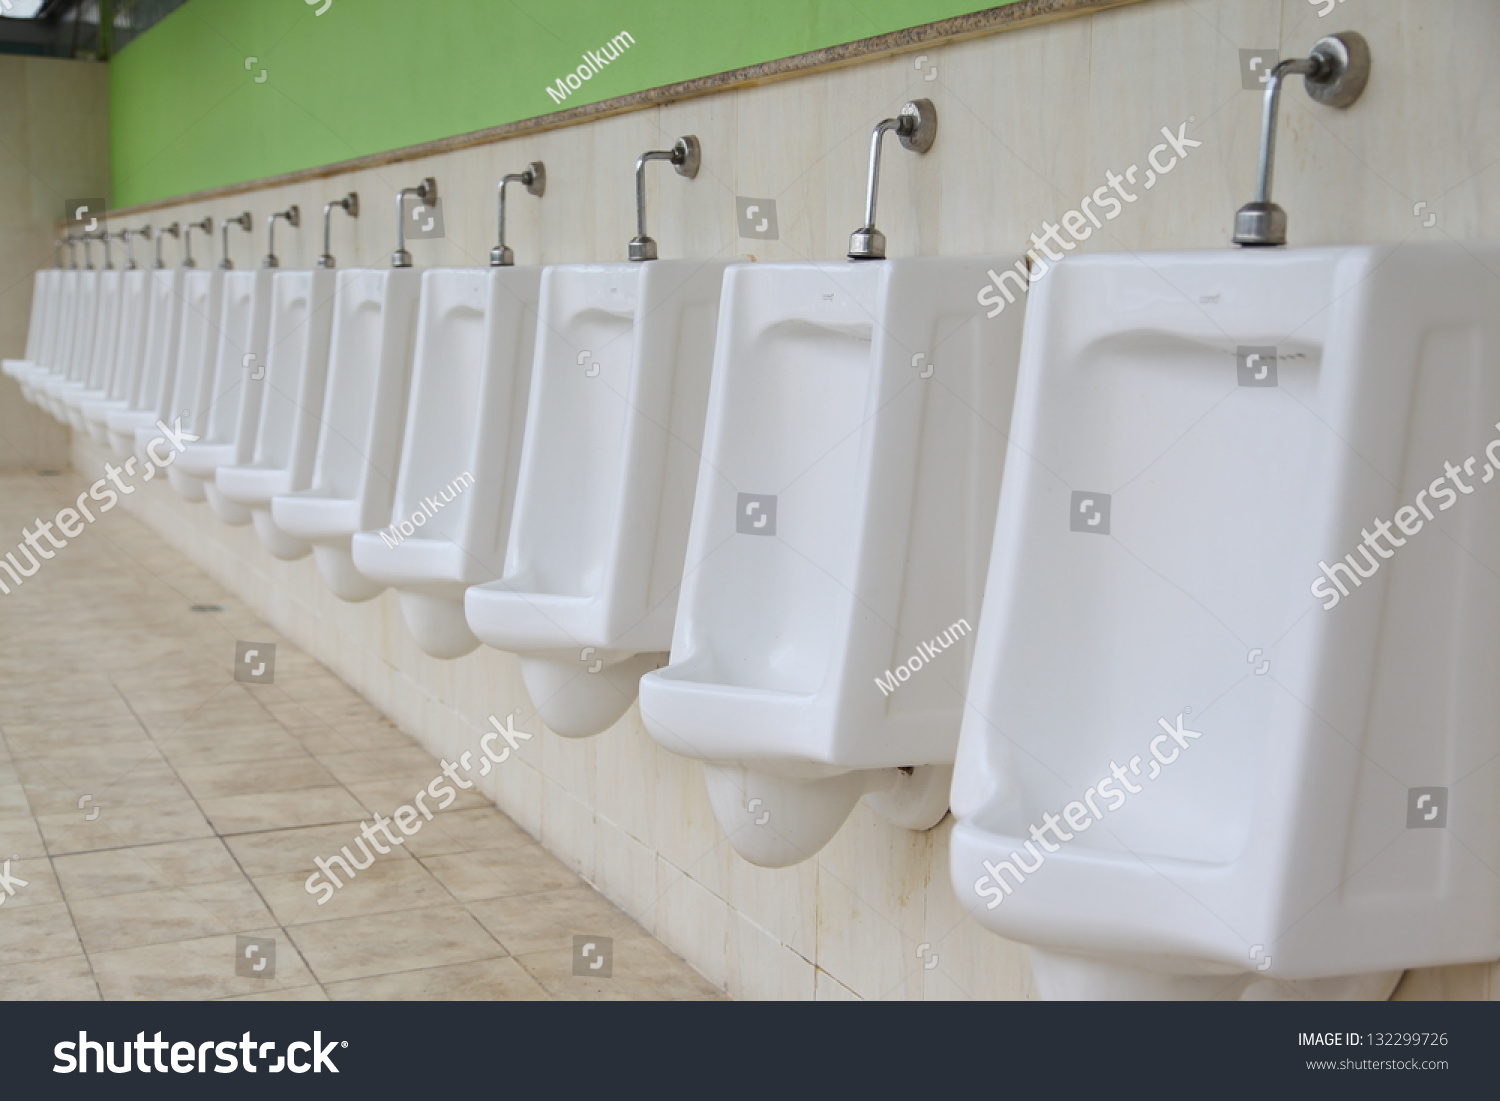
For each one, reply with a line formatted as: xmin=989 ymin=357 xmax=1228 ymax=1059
xmin=896 ymin=98 xmax=937 ymax=153
xmin=1233 ymin=31 xmax=1371 ymax=247
xmin=1305 ymin=32 xmax=1371 ymax=107
xmin=521 ymin=160 xmax=546 ymax=196
xmin=669 ymin=136 xmax=701 ymax=179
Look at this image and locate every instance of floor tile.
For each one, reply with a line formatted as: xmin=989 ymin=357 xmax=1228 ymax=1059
xmin=0 ymin=901 xmax=86 ymax=965
xmin=90 ymin=929 xmax=318 ymax=1000
xmin=0 ymin=955 xmax=99 ymax=999
xmin=466 ymin=886 xmax=647 ymax=957
xmin=514 ymin=938 xmax=722 ymax=1001
xmin=420 ymin=846 xmax=580 ymax=902
xmin=286 ymin=905 xmax=507 ymax=984
xmin=325 ymin=957 xmax=548 ymax=1001
xmin=176 ymin=755 xmax=337 ymax=800
xmin=255 ymin=857 xmax=457 ymax=927
xmin=0 ymin=470 xmax=719 ymax=1002
xmin=53 ymin=838 xmax=244 ymax=900
xmin=198 ymin=786 xmax=370 ymax=835
xmin=223 ymin=821 xmax=416 ymax=878
xmin=70 ymin=878 xmax=276 ymax=953
xmin=220 ymin=984 xmax=330 ymax=1001
xmin=36 ymin=799 xmax=216 ymax=855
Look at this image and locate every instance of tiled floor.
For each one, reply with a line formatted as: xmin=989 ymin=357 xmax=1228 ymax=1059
xmin=0 ymin=470 xmax=721 ymax=1000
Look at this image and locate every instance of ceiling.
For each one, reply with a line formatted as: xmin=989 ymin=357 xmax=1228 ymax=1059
xmin=0 ymin=0 xmax=189 ymax=59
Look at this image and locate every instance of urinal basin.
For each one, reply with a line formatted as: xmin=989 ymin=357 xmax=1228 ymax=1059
xmin=61 ymin=269 xmax=126 ymax=432
xmin=176 ymin=269 xmax=274 ymax=525
xmin=107 ymin=268 xmax=186 ymax=459
xmin=2 ymin=269 xmax=58 ymax=384
xmin=463 ymin=259 xmax=731 ymax=734
xmin=37 ymin=268 xmax=98 ymax=417
xmin=636 ymin=257 xmax=1024 ymax=865
xmin=21 ymin=270 xmax=81 ymax=408
xmin=949 ymin=242 xmax=1500 ymax=1000
xmin=83 ymin=269 xmax=154 ymax=446
xmin=146 ymin=269 xmax=223 ymax=501
xmin=17 ymin=270 xmax=70 ymax=404
xmin=44 ymin=375 xmax=79 ymax=420
xmin=272 ymin=268 xmax=422 ymax=599
xmin=350 ymin=266 xmax=543 ymax=658
xmin=216 ymin=269 xmax=338 ymax=560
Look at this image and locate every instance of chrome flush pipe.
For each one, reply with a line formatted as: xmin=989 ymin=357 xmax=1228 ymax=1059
xmin=182 ymin=218 xmax=212 ymax=268
xmin=391 ymin=178 xmax=437 ymax=268
xmin=1232 ymin=32 xmax=1371 ymax=246
xmin=492 ymin=163 xmax=545 ymax=267
xmin=155 ymin=222 xmax=179 ymax=269
xmin=264 ymin=205 xmax=300 ymax=268
xmin=120 ymin=225 xmax=150 ymax=270
xmin=628 ymin=137 xmax=699 ymax=261
xmin=220 ymin=211 xmax=253 ymax=269
xmin=847 ymin=99 xmax=937 ymax=261
xmin=318 ymin=193 xmax=358 ymax=269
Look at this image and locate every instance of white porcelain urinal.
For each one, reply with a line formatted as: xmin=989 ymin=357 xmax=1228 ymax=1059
xmin=108 ymin=268 xmax=185 ymax=459
xmin=20 ymin=269 xmax=75 ymax=407
xmin=59 ymin=268 xmax=124 ymax=431
xmin=637 ymin=258 xmax=1024 ymax=866
xmin=3 ymin=268 xmax=57 ymax=385
xmin=216 ymin=269 xmax=337 ymax=559
xmin=271 ymin=268 xmax=422 ymax=599
xmin=950 ymin=242 xmax=1500 ymax=1001
xmin=20 ymin=269 xmax=72 ymax=406
xmin=463 ymin=260 xmax=730 ymax=736
xmin=137 ymin=268 xmax=222 ymax=501
xmin=175 ymin=269 xmax=273 ymax=524
xmin=81 ymin=267 xmax=153 ymax=445
xmin=350 ymin=266 xmax=542 ymax=657
xmin=37 ymin=268 xmax=98 ymax=418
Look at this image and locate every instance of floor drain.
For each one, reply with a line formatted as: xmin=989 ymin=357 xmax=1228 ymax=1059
xmin=35 ymin=469 xmax=63 ymax=477
xmin=189 ymin=604 xmax=228 ymax=613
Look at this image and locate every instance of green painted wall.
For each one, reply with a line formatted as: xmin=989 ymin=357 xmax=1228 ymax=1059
xmin=109 ymin=0 xmax=1013 ymax=207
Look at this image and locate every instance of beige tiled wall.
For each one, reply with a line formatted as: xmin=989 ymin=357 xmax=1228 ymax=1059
xmin=0 ymin=55 xmax=108 ymax=471
xmin=68 ymin=0 xmax=1500 ymax=997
